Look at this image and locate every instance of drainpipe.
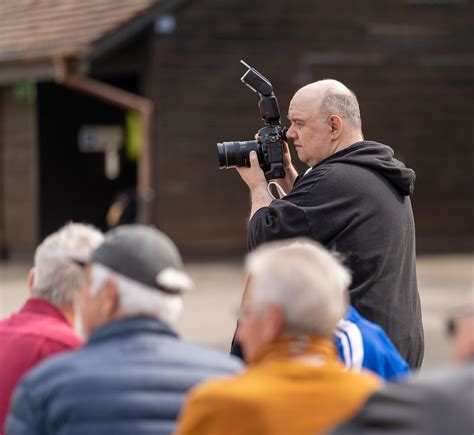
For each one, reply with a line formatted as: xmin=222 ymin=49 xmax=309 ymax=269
xmin=53 ymin=57 xmax=154 ymax=224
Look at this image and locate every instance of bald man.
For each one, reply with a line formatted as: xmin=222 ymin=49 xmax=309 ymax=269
xmin=235 ymin=79 xmax=423 ymax=369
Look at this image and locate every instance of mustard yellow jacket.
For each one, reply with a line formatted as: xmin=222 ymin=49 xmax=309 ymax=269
xmin=176 ymin=336 xmax=381 ymax=435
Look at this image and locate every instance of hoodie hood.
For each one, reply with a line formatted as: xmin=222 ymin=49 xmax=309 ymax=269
xmin=318 ymin=141 xmax=415 ymax=196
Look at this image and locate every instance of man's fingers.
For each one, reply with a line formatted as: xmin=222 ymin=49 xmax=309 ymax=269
xmin=249 ymin=151 xmax=259 ymax=167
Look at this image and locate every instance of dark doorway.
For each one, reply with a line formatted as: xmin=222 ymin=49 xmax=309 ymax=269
xmin=37 ymin=76 xmax=138 ymax=239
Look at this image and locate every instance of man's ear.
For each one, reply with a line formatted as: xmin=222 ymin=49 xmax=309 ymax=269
xmin=264 ymin=304 xmax=285 ymax=342
xmin=98 ymin=279 xmax=119 ymax=319
xmin=27 ymin=267 xmax=36 ymax=293
xmin=328 ymin=115 xmax=343 ymax=139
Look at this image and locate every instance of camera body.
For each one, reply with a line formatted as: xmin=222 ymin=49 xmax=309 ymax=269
xmin=217 ymin=61 xmax=286 ymax=180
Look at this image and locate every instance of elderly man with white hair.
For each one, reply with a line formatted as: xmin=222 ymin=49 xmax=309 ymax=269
xmin=0 ymin=222 xmax=103 ymax=432
xmin=176 ymin=239 xmax=381 ymax=435
xmin=5 ymin=225 xmax=242 ymax=435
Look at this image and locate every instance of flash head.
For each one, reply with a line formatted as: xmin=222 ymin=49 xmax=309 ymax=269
xmin=240 ymin=60 xmax=273 ymax=97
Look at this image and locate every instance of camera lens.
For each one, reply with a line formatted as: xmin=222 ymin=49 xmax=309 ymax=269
xmin=216 ymin=141 xmax=260 ymax=169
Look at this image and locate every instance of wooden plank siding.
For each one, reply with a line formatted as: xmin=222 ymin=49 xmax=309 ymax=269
xmin=0 ymin=0 xmax=471 ymax=256
xmin=142 ymin=0 xmax=473 ymax=254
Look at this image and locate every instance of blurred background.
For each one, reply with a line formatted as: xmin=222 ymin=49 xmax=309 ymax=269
xmin=0 ymin=0 xmax=473 ymax=369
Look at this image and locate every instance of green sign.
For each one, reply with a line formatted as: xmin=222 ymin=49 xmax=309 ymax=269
xmin=13 ymin=82 xmax=36 ymax=103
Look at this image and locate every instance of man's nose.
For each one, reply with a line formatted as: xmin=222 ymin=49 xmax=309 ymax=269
xmin=286 ymin=125 xmax=297 ymax=139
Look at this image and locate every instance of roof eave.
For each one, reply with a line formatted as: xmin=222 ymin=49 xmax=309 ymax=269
xmin=0 ymin=47 xmax=89 ymax=85
xmin=0 ymin=0 xmax=191 ymax=85
xmin=0 ymin=58 xmax=55 ymax=85
xmin=88 ymin=0 xmax=191 ymax=61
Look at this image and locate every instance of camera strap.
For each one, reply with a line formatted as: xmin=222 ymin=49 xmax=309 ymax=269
xmin=267 ymin=181 xmax=286 ymax=200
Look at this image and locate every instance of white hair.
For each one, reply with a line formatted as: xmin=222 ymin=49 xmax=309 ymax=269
xmin=89 ymin=263 xmax=183 ymax=324
xmin=32 ymin=223 xmax=104 ymax=306
xmin=246 ymin=239 xmax=351 ymax=337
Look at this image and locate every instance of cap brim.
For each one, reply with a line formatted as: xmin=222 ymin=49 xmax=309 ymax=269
xmin=156 ymin=267 xmax=194 ymax=294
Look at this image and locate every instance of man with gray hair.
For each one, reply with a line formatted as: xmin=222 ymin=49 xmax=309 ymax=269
xmin=235 ymin=79 xmax=423 ymax=369
xmin=176 ymin=239 xmax=381 ymax=435
xmin=0 ymin=223 xmax=103 ymax=432
xmin=5 ymin=224 xmax=242 ymax=435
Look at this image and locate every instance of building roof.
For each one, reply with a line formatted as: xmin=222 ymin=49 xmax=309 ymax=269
xmin=0 ymin=0 xmax=159 ymax=62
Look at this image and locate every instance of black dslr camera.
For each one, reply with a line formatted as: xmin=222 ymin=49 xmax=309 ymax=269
xmin=217 ymin=61 xmax=286 ymax=180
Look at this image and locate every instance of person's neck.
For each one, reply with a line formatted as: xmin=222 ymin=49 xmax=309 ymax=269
xmin=57 ymin=304 xmax=75 ymax=326
xmin=310 ymin=135 xmax=363 ymax=167
xmin=333 ymin=133 xmax=364 ymax=155
xmin=251 ymin=334 xmax=336 ymax=365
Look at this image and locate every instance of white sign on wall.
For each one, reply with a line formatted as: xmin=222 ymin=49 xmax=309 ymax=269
xmin=78 ymin=125 xmax=124 ymax=179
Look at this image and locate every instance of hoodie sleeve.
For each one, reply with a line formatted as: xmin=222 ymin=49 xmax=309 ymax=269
xmin=248 ymin=201 xmax=311 ymax=249
xmin=248 ymin=165 xmax=350 ymax=250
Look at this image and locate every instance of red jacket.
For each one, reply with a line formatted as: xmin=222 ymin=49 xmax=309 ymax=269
xmin=0 ymin=298 xmax=82 ymax=430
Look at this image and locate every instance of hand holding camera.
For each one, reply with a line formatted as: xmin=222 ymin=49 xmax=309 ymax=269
xmin=217 ymin=61 xmax=287 ymax=181
xmin=235 ymin=150 xmax=267 ymax=191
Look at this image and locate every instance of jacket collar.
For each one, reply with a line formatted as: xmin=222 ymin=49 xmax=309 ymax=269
xmin=87 ymin=315 xmax=178 ymax=345
xmin=20 ymin=297 xmax=69 ymax=323
xmin=251 ymin=335 xmax=338 ymax=366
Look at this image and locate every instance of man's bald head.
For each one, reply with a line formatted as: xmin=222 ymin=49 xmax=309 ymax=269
xmin=294 ymin=80 xmax=362 ymax=131
xmin=286 ymin=79 xmax=364 ymax=166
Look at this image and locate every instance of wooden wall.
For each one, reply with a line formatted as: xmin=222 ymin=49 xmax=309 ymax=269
xmin=0 ymin=85 xmax=39 ymax=257
xmin=144 ymin=0 xmax=473 ymax=255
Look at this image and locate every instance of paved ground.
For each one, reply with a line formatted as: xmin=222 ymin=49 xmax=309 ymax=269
xmin=0 ymin=254 xmax=472 ymax=370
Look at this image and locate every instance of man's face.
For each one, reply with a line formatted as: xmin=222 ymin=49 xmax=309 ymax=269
xmin=235 ymin=282 xmax=279 ymax=363
xmin=286 ymin=93 xmax=333 ymax=167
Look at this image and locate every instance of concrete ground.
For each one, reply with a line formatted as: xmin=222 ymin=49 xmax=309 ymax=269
xmin=0 ymin=254 xmax=472 ymax=370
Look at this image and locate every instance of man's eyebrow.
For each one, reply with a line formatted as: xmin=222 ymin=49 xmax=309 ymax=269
xmin=287 ymin=115 xmax=305 ymax=122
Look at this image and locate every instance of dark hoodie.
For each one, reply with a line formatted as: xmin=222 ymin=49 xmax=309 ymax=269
xmin=248 ymin=141 xmax=424 ymax=369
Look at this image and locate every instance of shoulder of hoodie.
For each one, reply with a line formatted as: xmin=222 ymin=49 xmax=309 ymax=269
xmin=294 ymin=142 xmax=390 ymax=192
xmin=291 ymin=144 xmax=369 ymax=193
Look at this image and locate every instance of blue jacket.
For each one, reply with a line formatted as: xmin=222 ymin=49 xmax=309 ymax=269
xmin=5 ymin=316 xmax=242 ymax=435
xmin=336 ymin=306 xmax=410 ymax=381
